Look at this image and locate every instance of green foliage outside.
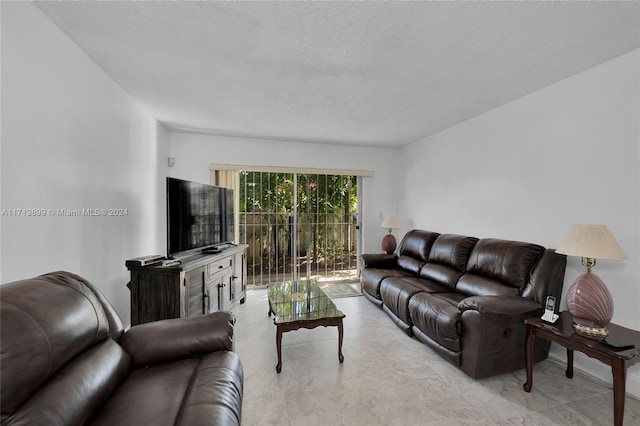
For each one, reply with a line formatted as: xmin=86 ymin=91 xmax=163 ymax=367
xmin=239 ymin=171 xmax=358 ymax=281
xmin=239 ymin=172 xmax=357 ymax=216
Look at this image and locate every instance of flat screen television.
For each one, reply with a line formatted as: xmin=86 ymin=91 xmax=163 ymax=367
xmin=166 ymin=177 xmax=234 ymax=257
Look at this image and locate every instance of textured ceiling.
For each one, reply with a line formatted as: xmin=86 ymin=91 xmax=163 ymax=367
xmin=35 ymin=1 xmax=639 ymax=148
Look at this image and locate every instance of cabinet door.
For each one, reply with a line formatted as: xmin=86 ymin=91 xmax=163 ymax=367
xmin=205 ymin=278 xmax=221 ymax=313
xmin=184 ymin=267 xmax=206 ymax=317
xmin=206 ymin=255 xmax=233 ymax=312
xmin=232 ymin=251 xmax=246 ymax=303
xmin=222 ymin=272 xmax=234 ymax=311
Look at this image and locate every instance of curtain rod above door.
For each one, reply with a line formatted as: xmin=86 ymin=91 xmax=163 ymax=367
xmin=209 ymin=163 xmax=374 ymax=177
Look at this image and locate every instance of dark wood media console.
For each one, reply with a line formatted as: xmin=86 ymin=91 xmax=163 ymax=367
xmin=127 ymin=245 xmax=248 ymax=325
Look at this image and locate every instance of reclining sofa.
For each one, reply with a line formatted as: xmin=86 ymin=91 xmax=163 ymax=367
xmin=1 ymin=271 xmax=243 ymax=425
xmin=361 ymin=230 xmax=567 ymax=379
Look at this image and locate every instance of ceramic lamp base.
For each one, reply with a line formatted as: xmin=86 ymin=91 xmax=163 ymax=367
xmin=381 ymin=234 xmax=397 ymax=254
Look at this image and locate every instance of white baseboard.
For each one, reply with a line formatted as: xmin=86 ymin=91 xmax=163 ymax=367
xmin=548 ymin=345 xmax=640 ymax=400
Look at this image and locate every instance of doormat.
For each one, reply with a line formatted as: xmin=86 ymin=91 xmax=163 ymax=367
xmin=320 ymin=283 xmax=362 ymax=299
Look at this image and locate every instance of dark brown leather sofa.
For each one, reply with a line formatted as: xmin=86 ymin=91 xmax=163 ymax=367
xmin=361 ymin=229 xmax=567 ymax=379
xmin=1 ymin=271 xmax=243 ymax=425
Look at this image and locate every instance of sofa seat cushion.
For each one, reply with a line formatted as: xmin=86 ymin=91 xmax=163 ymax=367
xmin=361 ymin=268 xmax=414 ymax=299
xmin=92 ymin=351 xmax=243 ymax=426
xmin=91 ymin=358 xmax=199 ymax=425
xmin=408 ymin=292 xmax=467 ymax=352
xmin=380 ymin=278 xmax=423 ymax=329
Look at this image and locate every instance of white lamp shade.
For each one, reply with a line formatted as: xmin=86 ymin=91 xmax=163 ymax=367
xmin=381 ymin=215 xmax=399 ymax=229
xmin=556 ymin=224 xmax=627 ymax=260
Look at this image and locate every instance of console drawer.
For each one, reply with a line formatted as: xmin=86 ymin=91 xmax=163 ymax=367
xmin=208 ymin=258 xmax=232 ymax=278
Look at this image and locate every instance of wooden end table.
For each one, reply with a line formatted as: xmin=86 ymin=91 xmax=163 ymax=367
xmin=523 ymin=311 xmax=640 ymax=426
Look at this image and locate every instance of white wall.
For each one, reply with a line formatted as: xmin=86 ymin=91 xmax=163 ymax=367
xmin=0 ymin=2 xmax=169 ymax=325
xmin=169 ymin=132 xmax=400 ymax=254
xmin=401 ymin=49 xmax=640 ymax=397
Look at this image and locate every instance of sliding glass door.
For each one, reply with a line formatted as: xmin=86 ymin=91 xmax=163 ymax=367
xmin=237 ymin=171 xmax=359 ymax=286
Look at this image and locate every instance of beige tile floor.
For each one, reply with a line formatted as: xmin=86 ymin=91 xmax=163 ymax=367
xmin=232 ymin=287 xmax=640 ymax=425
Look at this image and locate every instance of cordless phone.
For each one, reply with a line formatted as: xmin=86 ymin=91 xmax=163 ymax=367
xmin=541 ymin=296 xmax=558 ymax=323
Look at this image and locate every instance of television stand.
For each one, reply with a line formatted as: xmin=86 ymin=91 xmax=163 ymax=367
xmin=126 ymin=245 xmax=248 ymax=325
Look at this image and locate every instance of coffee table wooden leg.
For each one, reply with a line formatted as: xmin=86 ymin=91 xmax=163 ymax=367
xmin=338 ymin=318 xmax=344 ymax=363
xmin=523 ymin=324 xmax=534 ymax=392
xmin=276 ymin=325 xmax=283 ymax=373
xmin=612 ymin=358 xmax=626 ymax=426
xmin=566 ymin=348 xmax=574 ymax=378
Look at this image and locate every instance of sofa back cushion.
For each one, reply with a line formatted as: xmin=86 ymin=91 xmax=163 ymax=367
xmin=456 ymin=239 xmax=545 ymax=297
xmin=420 ymin=234 xmax=479 ymax=288
xmin=521 ymin=249 xmax=568 ymax=305
xmin=0 ymin=272 xmax=126 ymax=423
xmin=396 ymin=230 xmax=440 ymax=274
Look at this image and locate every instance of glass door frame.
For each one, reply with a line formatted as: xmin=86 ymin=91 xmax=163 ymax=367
xmin=211 ymin=165 xmax=371 ymax=287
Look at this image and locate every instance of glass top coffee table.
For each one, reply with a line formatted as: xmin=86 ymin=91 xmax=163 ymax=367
xmin=268 ymin=280 xmax=345 ymax=373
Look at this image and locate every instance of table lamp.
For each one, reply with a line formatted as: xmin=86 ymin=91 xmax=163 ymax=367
xmin=380 ymin=215 xmax=400 ymax=254
xmin=555 ymin=224 xmax=627 ymax=338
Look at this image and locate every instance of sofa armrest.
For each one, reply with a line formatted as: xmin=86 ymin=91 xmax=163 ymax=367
xmin=360 ymin=253 xmax=397 ymax=268
xmin=120 ymin=312 xmax=235 ymax=367
xmin=458 ymin=296 xmax=543 ymax=324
